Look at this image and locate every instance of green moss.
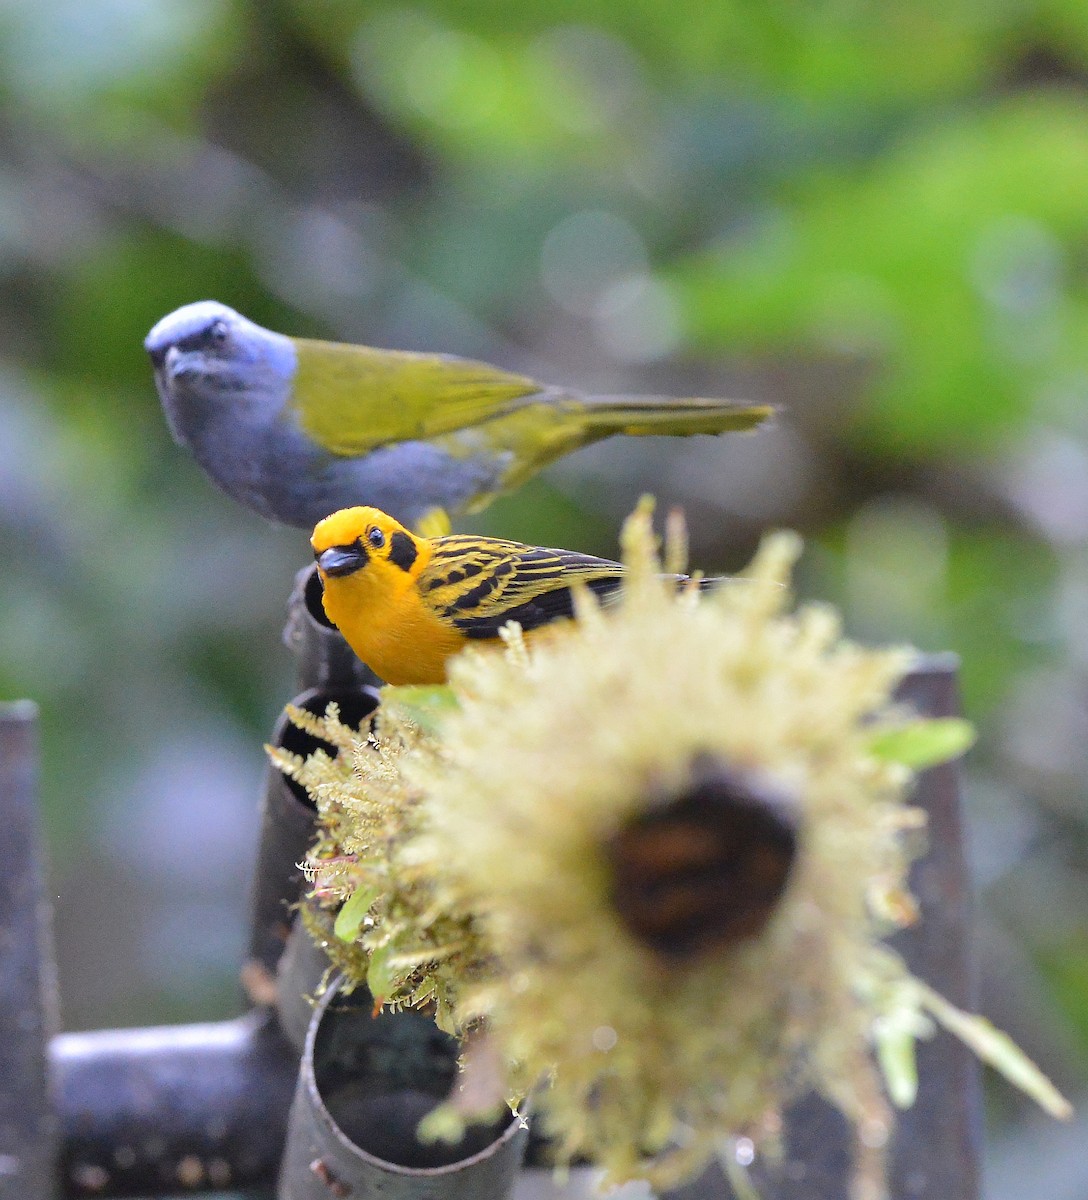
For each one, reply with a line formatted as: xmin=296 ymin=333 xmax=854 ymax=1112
xmin=272 ymin=504 xmax=1063 ymax=1197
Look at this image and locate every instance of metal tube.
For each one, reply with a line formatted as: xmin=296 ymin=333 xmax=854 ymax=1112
xmin=249 ymin=562 xmax=382 ymax=1002
xmin=748 ymin=658 xmax=980 ymax=1200
xmin=283 ymin=564 xmax=382 ymax=692
xmin=275 ymin=905 xmax=337 ymax=1054
xmin=53 ymin=1011 xmax=297 ymax=1198
xmin=0 ymin=702 xmax=59 ymax=1200
xmin=1 ymin=654 xmax=975 ymax=1200
xmin=245 ymin=684 xmax=381 ymax=993
xmin=278 ymin=978 xmax=528 ymax=1200
xmin=886 ymin=655 xmax=982 ymax=1200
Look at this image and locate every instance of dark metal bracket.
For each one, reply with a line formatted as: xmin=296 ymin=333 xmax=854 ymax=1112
xmin=0 ymin=566 xmax=981 ymax=1200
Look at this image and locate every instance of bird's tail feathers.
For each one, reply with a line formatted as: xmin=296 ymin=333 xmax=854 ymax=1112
xmin=580 ymin=394 xmax=772 ymax=437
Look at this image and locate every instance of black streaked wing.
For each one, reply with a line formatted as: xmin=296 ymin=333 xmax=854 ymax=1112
xmin=453 ymin=574 xmax=624 ymax=638
xmin=418 ymin=537 xmax=626 ymax=638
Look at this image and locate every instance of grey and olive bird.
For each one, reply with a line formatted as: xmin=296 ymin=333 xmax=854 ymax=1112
xmin=145 ymin=301 xmax=772 ymax=531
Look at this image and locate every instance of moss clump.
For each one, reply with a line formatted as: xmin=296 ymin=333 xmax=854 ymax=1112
xmin=272 ymin=703 xmax=487 ymax=1034
xmin=272 ymin=501 xmax=1066 ymax=1198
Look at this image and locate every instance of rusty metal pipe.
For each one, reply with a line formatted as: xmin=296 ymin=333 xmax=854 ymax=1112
xmin=0 ymin=655 xmax=979 ymax=1200
xmin=277 ymin=978 xmax=528 ymax=1200
xmin=53 ymin=1011 xmax=297 ymax=1198
xmin=242 ymin=563 xmax=383 ymax=996
xmin=283 ymin=564 xmax=382 ymax=692
xmin=245 ymin=685 xmax=380 ymax=987
xmin=275 ymin=904 xmax=337 ymax=1054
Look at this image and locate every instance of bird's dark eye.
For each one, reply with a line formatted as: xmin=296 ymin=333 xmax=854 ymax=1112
xmin=366 ymin=527 xmax=386 ymax=549
xmin=208 ymin=319 xmax=229 ymax=345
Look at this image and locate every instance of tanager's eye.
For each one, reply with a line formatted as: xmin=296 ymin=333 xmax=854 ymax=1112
xmin=208 ymin=319 xmax=229 ymax=345
xmin=366 ymin=526 xmax=386 ymax=549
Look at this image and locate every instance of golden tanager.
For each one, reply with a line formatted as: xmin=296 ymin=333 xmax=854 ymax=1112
xmin=311 ymin=505 xmax=710 ymax=685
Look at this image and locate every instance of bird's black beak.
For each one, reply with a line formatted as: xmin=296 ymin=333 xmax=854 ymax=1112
xmin=316 ymin=544 xmax=368 ymax=578
xmin=146 ymin=344 xmax=191 ymax=383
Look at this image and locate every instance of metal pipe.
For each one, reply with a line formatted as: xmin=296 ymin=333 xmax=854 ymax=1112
xmin=283 ymin=564 xmax=382 ymax=692
xmin=245 ymin=561 xmax=384 ymax=1005
xmin=275 ymin=905 xmax=337 ymax=1054
xmin=277 ymin=978 xmax=528 ymax=1200
xmin=0 ymin=702 xmax=59 ymax=1200
xmin=244 ymin=685 xmax=381 ymax=990
xmin=53 ymin=1011 xmax=297 ymax=1198
xmin=0 ymin=655 xmax=977 ymax=1200
xmin=886 ymin=655 xmax=982 ymax=1200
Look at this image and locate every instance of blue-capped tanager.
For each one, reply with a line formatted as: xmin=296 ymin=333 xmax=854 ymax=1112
xmin=145 ymin=301 xmax=772 ymax=531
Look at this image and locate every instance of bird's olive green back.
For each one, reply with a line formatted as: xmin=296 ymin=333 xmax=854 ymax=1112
xmin=290 ymin=338 xmax=543 ymax=454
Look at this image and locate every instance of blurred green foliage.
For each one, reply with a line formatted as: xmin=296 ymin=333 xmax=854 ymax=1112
xmin=2 ymin=1 xmax=1088 ymax=1189
xmin=678 ymin=95 xmax=1088 ymax=452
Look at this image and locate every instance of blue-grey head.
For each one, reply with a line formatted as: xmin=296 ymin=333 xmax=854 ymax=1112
xmin=145 ymin=301 xmax=297 ymax=445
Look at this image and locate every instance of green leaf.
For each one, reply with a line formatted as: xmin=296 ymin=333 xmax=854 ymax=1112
xmin=366 ymin=942 xmax=396 ymax=1002
xmin=868 ymin=718 xmax=975 ymax=769
xmin=721 ymin=1152 xmax=762 ymax=1200
xmin=918 ymin=983 xmax=1073 ymax=1120
xmin=416 ymin=1101 xmax=467 ymax=1146
xmin=334 ymin=884 xmax=379 ymax=943
xmin=873 ymin=1019 xmax=919 ymax=1108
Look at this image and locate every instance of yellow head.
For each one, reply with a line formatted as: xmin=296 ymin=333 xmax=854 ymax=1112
xmin=311 ymin=506 xmax=459 ymax=685
xmin=311 ymin=506 xmax=423 ymax=581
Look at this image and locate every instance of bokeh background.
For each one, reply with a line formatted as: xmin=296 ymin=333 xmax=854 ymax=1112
xmin=2 ymin=2 xmax=1087 ymax=1194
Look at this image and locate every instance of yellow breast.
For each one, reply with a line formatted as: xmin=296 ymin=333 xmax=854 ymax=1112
xmin=320 ymin=559 xmax=469 ymax=686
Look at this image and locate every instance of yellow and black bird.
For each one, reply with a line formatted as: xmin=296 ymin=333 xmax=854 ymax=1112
xmin=311 ymin=506 xmax=703 ymax=685
xmin=146 ymin=301 xmax=772 ymax=531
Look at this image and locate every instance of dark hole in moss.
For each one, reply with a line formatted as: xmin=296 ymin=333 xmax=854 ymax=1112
xmin=607 ymin=753 xmax=799 ymax=958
